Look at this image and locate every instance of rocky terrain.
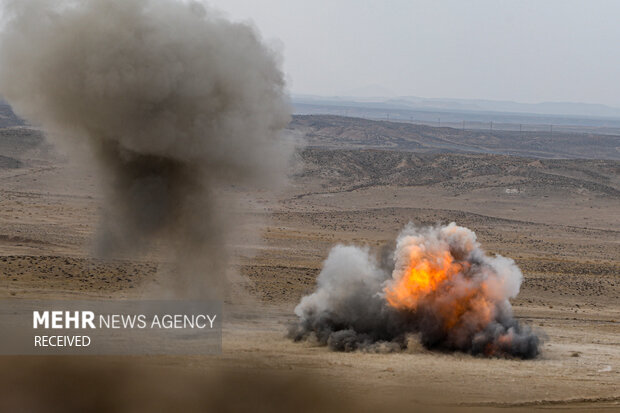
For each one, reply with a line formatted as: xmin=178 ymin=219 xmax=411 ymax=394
xmin=292 ymin=114 xmax=620 ymax=159
xmin=0 ymin=114 xmax=618 ymax=411
xmin=297 ymin=148 xmax=620 ymax=197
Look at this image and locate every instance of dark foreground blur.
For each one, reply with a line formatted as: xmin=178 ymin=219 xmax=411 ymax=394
xmin=0 ymin=358 xmax=357 ymax=413
xmin=0 ymin=357 xmax=603 ymax=413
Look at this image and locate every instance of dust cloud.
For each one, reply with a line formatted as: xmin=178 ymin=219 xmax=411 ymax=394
xmin=0 ymin=0 xmax=294 ymax=297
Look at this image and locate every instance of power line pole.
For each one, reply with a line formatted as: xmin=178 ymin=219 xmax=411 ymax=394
xmin=437 ymin=118 xmax=441 ymax=128
xmin=490 ymin=121 xmax=493 ymax=131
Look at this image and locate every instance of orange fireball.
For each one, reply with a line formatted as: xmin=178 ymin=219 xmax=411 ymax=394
xmin=384 ymin=244 xmax=494 ymax=333
xmin=385 ymin=248 xmax=461 ymax=310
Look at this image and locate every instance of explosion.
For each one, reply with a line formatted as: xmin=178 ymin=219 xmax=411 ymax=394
xmin=290 ymin=223 xmax=540 ymax=359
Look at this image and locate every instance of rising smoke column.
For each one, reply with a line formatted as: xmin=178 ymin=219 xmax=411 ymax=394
xmin=0 ymin=0 xmax=292 ymax=295
xmin=290 ymin=223 xmax=540 ymax=358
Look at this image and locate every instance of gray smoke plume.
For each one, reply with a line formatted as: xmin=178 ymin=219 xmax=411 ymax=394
xmin=0 ymin=0 xmax=293 ymax=296
xmin=290 ymin=223 xmax=540 ymax=359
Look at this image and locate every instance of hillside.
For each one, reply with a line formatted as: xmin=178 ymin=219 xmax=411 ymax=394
xmin=291 ymin=115 xmax=620 ymax=160
xmin=296 ymin=148 xmax=620 ymax=198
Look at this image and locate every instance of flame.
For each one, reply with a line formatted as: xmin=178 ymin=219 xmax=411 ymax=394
xmin=384 ymin=244 xmax=495 ymax=334
xmin=385 ymin=248 xmax=459 ymax=309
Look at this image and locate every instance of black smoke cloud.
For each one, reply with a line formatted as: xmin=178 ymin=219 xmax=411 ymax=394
xmin=0 ymin=0 xmax=293 ymax=296
xmin=290 ymin=223 xmax=541 ymax=359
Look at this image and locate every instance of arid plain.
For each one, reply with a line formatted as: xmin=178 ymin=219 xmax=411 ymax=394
xmin=0 ymin=112 xmax=618 ymax=412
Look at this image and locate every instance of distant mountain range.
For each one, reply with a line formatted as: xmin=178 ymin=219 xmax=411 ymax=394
xmin=292 ymin=94 xmax=620 ymax=119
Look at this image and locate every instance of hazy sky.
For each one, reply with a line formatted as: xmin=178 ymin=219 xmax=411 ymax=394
xmin=206 ymin=0 xmax=620 ymax=106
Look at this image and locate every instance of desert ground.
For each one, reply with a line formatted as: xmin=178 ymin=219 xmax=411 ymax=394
xmin=0 ymin=113 xmax=618 ymax=412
